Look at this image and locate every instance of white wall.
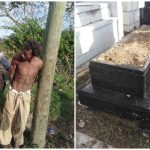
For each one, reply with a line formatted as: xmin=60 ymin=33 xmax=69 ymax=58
xmin=122 ymin=2 xmax=144 ymax=32
xmin=76 ymin=2 xmax=123 ymax=68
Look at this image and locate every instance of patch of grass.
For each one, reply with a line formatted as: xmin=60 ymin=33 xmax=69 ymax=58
xmin=49 ymin=70 xmax=74 ymax=121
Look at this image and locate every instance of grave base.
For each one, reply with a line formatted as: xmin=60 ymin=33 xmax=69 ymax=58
xmin=78 ymin=81 xmax=150 ymax=120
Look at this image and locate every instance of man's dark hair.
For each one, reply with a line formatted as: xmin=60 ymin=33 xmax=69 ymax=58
xmin=24 ymin=40 xmax=42 ymax=57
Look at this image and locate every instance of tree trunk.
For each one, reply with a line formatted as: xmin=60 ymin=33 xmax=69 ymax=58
xmin=31 ymin=2 xmax=66 ymax=148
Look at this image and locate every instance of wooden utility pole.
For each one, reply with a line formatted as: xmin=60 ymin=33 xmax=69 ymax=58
xmin=31 ymin=2 xmax=66 ymax=148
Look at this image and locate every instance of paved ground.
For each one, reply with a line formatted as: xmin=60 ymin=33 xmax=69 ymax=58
xmin=76 ymin=132 xmax=113 ymax=148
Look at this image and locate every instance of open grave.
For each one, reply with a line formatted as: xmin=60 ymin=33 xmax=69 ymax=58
xmin=78 ymin=25 xmax=150 ymax=122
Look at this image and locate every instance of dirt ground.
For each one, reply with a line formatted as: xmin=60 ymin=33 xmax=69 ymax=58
xmin=98 ymin=25 xmax=150 ymax=68
xmin=76 ymin=69 xmax=150 ymax=148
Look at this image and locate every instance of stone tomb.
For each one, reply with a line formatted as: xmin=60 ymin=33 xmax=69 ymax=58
xmin=78 ymin=25 xmax=150 ymax=117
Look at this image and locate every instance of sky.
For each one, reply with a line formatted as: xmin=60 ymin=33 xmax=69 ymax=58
xmin=0 ymin=2 xmax=48 ymax=38
xmin=0 ymin=17 xmax=14 ymax=38
xmin=0 ymin=2 xmax=73 ymax=39
xmin=0 ymin=29 xmax=13 ymax=38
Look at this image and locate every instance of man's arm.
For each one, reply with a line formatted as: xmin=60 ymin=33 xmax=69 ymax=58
xmin=34 ymin=60 xmax=43 ymax=83
xmin=9 ymin=56 xmax=19 ymax=82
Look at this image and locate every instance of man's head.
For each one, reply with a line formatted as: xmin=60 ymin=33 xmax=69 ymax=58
xmin=23 ymin=40 xmax=42 ymax=61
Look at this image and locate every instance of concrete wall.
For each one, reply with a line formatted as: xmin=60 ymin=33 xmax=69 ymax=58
xmin=76 ymin=2 xmax=123 ymax=68
xmin=122 ymin=2 xmax=144 ymax=32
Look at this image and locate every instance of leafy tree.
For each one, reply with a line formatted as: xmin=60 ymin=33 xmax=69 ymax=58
xmin=2 ymin=18 xmax=44 ymax=57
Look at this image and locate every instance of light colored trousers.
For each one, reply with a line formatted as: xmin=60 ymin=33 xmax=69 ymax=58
xmin=0 ymin=87 xmax=31 ymax=145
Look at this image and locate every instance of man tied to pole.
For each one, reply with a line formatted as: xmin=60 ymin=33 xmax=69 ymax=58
xmin=0 ymin=40 xmax=43 ymax=148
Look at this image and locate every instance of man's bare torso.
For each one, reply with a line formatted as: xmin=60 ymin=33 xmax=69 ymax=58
xmin=10 ymin=54 xmax=43 ymax=92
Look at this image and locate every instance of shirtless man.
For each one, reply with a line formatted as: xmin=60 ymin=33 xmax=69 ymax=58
xmin=0 ymin=40 xmax=43 ymax=148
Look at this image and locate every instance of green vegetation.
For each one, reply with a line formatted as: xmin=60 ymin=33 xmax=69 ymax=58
xmin=2 ymin=19 xmax=43 ymax=57
xmin=59 ymin=30 xmax=74 ymax=72
xmin=50 ymin=69 xmax=74 ymax=121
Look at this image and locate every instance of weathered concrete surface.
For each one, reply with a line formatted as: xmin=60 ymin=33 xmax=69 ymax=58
xmin=76 ymin=132 xmax=113 ymax=148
